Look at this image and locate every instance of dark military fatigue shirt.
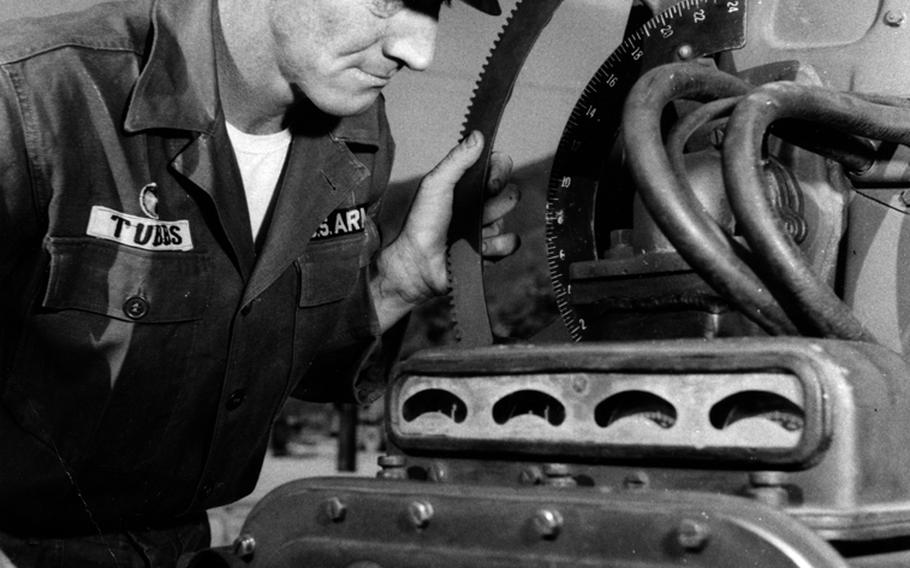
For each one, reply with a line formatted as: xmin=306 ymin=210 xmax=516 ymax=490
xmin=0 ymin=0 xmax=395 ymax=535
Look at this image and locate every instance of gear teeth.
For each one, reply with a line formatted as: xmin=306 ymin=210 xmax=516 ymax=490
xmin=459 ymin=0 xmax=526 ymax=140
xmin=445 ymin=249 xmax=463 ymax=342
xmin=447 ymin=0 xmax=564 ymax=345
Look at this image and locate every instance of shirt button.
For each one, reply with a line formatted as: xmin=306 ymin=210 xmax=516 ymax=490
xmin=123 ymin=296 xmax=150 ymax=320
xmin=226 ymin=389 xmax=246 ymax=410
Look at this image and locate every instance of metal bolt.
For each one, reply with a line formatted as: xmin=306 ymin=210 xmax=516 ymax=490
xmin=676 ymin=43 xmax=695 ymax=60
xmin=542 ymin=463 xmax=571 ymax=477
xmin=532 ymin=508 xmax=564 ymax=540
xmin=232 ymin=534 xmax=256 ymax=559
xmin=749 ymin=471 xmax=786 ymax=487
xmin=677 ymin=519 xmax=710 ymax=552
xmin=543 ymin=463 xmax=577 ymax=488
xmin=323 ymin=497 xmax=347 ymax=523
xmin=428 ymin=462 xmax=448 ymax=483
xmin=899 ymin=189 xmax=910 ymax=208
xmin=571 ymin=375 xmax=589 ymax=394
xmin=885 ymin=10 xmax=906 ymax=26
xmin=745 ymin=471 xmax=791 ymax=507
xmin=378 ymin=454 xmax=406 ymax=468
xmin=407 ymin=500 xmax=434 ymax=529
xmin=377 ymin=454 xmax=408 ymax=480
xmin=748 ymin=485 xmax=789 ymax=506
xmin=623 ymin=471 xmax=650 ymax=491
xmin=519 ymin=466 xmax=543 ymax=485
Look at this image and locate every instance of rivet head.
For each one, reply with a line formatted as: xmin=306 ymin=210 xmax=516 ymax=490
xmin=323 ymin=497 xmax=347 ymax=523
xmin=533 ymin=508 xmax=564 ymax=540
xmin=623 ymin=471 xmax=650 ymax=491
xmin=885 ymin=10 xmax=906 ymax=26
xmin=677 ymin=519 xmax=710 ymax=552
xmin=676 ymin=43 xmax=695 ymax=60
xmin=571 ymin=375 xmax=589 ymax=393
xmin=232 ymin=534 xmax=256 ymax=559
xmin=407 ymin=500 xmax=434 ymax=529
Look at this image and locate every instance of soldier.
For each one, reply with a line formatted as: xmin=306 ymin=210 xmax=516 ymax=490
xmin=0 ymin=0 xmax=517 ymax=565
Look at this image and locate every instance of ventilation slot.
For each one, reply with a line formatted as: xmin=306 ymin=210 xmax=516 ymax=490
xmin=710 ymin=391 xmax=804 ymax=432
xmin=595 ymin=391 xmax=677 ymax=429
xmin=492 ymin=390 xmax=566 ymax=426
xmin=402 ymin=389 xmax=467 ymax=423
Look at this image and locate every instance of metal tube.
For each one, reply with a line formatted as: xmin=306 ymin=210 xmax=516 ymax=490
xmin=721 ymin=82 xmax=910 ymax=342
xmin=623 ymin=63 xmax=799 ymax=335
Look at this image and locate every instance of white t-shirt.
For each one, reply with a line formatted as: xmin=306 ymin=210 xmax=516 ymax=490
xmin=225 ymin=121 xmax=292 ymax=240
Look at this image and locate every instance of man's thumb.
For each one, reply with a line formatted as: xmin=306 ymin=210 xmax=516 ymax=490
xmin=421 ymin=130 xmax=484 ymax=191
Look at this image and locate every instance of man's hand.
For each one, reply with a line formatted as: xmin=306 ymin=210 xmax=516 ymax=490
xmin=370 ymin=130 xmax=521 ymax=332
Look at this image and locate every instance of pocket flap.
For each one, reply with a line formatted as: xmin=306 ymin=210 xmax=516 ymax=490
xmin=43 ymin=237 xmax=211 ymax=323
xmin=297 ymin=235 xmax=364 ymax=307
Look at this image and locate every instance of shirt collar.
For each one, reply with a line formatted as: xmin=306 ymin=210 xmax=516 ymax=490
xmin=124 ymin=0 xmax=381 ymax=147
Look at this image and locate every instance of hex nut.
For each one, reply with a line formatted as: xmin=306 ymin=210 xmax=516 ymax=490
xmin=377 ymin=454 xmax=407 ymax=468
xmin=232 ymin=534 xmax=256 ymax=559
xmin=884 ymin=10 xmax=906 ymax=27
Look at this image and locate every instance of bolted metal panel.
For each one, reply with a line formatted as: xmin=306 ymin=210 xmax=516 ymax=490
xmin=238 ymin=477 xmax=848 ymax=568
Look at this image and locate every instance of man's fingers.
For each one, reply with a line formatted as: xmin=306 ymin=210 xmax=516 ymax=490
xmin=482 ymin=183 xmax=520 ymax=225
xmin=487 ymin=151 xmax=513 ymax=195
xmin=482 ymin=218 xmax=503 ymax=239
xmin=482 ymin=233 xmax=521 ymax=259
xmin=420 ymin=130 xmax=484 ymax=192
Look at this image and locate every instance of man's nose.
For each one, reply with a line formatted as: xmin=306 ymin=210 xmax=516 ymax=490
xmin=383 ymin=10 xmax=438 ymax=72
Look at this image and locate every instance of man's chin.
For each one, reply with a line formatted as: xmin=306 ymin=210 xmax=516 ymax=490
xmin=311 ymin=91 xmax=379 ymax=117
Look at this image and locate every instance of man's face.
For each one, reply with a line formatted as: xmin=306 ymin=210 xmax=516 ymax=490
xmin=268 ymin=0 xmax=442 ymax=116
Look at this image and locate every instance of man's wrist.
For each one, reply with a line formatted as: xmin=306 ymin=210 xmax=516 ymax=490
xmin=369 ymin=247 xmax=438 ymax=332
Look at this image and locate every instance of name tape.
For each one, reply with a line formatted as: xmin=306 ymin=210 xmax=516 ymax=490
xmin=86 ymin=206 xmax=194 ymax=251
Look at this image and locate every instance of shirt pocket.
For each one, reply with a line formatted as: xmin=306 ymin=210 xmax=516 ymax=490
xmin=297 ymin=232 xmax=367 ymax=307
xmin=42 ymin=236 xmax=211 ymax=322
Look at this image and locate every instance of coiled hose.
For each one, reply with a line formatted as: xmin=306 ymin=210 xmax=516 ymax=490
xmin=623 ymin=62 xmax=910 ymax=342
xmin=623 ymin=63 xmax=799 ymax=335
xmin=722 ymin=82 xmax=910 ymax=341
